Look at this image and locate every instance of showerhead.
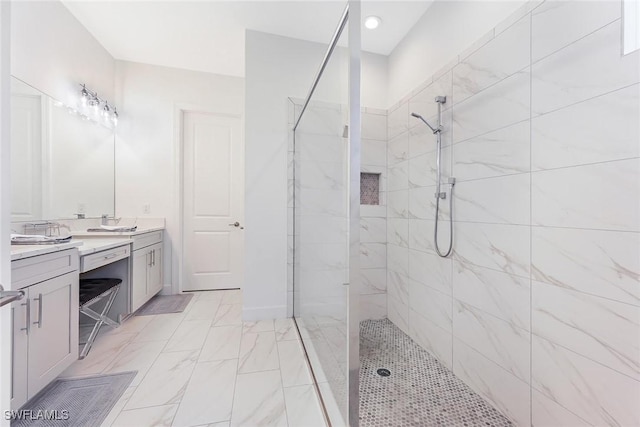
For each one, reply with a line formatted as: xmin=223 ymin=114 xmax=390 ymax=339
xmin=410 ymin=111 xmax=438 ymax=134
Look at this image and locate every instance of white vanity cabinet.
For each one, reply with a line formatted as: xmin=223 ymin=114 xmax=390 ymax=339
xmin=131 ymin=231 xmax=163 ymax=312
xmin=10 ymin=249 xmax=79 ymax=410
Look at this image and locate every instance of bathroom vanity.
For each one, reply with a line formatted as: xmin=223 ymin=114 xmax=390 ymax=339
xmin=9 ymin=227 xmax=164 ymax=410
xmin=10 ymin=244 xmax=81 ymax=410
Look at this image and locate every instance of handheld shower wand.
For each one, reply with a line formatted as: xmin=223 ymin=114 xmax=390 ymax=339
xmin=410 ymin=112 xmax=439 ymax=134
xmin=410 ymin=96 xmax=455 ymax=258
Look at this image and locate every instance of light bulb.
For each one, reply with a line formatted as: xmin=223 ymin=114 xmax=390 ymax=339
xmin=364 ymin=16 xmax=381 ymax=30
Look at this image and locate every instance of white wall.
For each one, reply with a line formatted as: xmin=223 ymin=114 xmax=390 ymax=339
xmin=388 ymin=0 xmax=526 ymax=105
xmin=0 ymin=1 xmax=13 ymax=420
xmin=11 ymin=1 xmax=115 ymax=106
xmin=244 ymin=30 xmax=387 ymax=320
xmin=113 ymin=60 xmax=244 ymax=294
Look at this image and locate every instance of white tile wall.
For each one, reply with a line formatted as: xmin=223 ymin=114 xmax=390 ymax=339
xmin=385 ymin=3 xmax=640 ymax=425
xmin=360 ymin=110 xmax=388 ymax=320
xmin=531 ymin=19 xmax=640 ymax=115
xmin=453 ymin=14 xmax=530 ymax=104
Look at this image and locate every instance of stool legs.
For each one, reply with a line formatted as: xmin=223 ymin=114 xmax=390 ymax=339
xmin=79 ymin=285 xmax=120 ymax=359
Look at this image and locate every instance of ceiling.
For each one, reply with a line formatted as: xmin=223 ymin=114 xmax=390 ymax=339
xmin=61 ymin=0 xmax=433 ymax=78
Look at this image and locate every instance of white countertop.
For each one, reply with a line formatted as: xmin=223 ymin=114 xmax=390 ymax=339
xmin=11 ymin=236 xmax=136 ymax=261
xmin=71 ymin=226 xmax=164 ymax=237
xmin=75 ymin=237 xmax=134 ymax=256
xmin=10 ymin=241 xmax=83 ymax=261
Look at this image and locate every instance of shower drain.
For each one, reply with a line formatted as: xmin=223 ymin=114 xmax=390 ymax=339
xmin=376 ymin=368 xmax=391 ymax=377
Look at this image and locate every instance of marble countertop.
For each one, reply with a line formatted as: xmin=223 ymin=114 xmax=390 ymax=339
xmin=11 ymin=236 xmax=135 ymax=261
xmin=71 ymin=226 xmax=164 ymax=237
xmin=10 ymin=241 xmax=83 ymax=261
xmin=75 ymin=237 xmax=134 ymax=257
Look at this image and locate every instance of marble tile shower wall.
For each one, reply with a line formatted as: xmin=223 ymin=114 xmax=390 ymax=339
xmin=385 ymin=1 xmax=640 ymax=426
xmin=288 ymin=101 xmax=349 ymax=320
xmin=287 ymin=102 xmax=388 ymax=321
xmin=360 ymin=108 xmax=388 ymax=320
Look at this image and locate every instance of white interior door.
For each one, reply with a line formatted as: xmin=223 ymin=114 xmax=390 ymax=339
xmin=182 ymin=111 xmax=243 ymax=291
xmin=10 ymin=92 xmax=42 ymax=221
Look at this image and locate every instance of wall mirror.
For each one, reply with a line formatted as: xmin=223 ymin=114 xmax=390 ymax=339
xmin=10 ymin=77 xmax=115 ymax=222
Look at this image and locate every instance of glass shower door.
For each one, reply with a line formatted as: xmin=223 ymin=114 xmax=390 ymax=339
xmin=293 ymin=97 xmax=350 ymax=425
xmin=290 ymin=3 xmax=360 ymax=425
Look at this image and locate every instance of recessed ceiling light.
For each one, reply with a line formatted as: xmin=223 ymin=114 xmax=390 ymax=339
xmin=364 ymin=16 xmax=381 ymax=30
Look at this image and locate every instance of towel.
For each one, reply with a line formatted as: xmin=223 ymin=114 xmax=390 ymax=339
xmin=11 ymin=234 xmax=72 ymax=243
xmin=100 ymin=225 xmax=137 ymax=232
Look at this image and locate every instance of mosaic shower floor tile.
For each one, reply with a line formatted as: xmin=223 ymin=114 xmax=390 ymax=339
xmin=360 ymin=319 xmax=513 ymax=427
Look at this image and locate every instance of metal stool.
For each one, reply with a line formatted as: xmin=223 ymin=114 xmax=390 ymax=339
xmin=79 ymin=278 xmax=121 ymax=359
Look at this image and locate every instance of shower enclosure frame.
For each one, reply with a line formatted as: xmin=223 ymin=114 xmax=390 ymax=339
xmin=291 ymin=1 xmax=361 ymax=426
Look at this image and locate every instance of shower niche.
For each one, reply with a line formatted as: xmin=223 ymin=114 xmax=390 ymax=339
xmin=360 ymin=172 xmax=380 ymax=205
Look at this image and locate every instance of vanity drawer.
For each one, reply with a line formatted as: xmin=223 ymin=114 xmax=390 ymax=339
xmin=12 ymin=249 xmax=79 ymax=289
xmin=132 ymin=231 xmax=163 ymax=251
xmin=81 ymin=244 xmax=130 ymax=273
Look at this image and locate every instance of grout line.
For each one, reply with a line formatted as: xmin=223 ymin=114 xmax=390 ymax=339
xmin=531 ymin=332 xmax=640 ymax=383
xmin=529 ymin=10 xmax=534 ymax=423
xmin=530 ymin=278 xmax=640 ymax=309
xmin=273 ymin=337 xmax=291 ymax=427
xmin=451 ymin=118 xmax=531 ymax=147
xmin=531 ymin=17 xmax=622 ymax=66
xmin=453 ymin=294 xmax=529 ymax=333
xmin=529 ymin=155 xmax=640 ymax=175
xmin=531 ymin=81 xmax=639 ymax=118
xmin=457 ymin=338 xmax=530 ymax=386
xmin=453 ymin=218 xmax=640 ymax=234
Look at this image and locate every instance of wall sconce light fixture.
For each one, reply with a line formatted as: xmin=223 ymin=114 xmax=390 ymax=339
xmin=79 ymin=83 xmax=120 ymax=126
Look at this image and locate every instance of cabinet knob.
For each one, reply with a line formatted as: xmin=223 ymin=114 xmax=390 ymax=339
xmin=229 ymin=222 xmax=241 ymax=228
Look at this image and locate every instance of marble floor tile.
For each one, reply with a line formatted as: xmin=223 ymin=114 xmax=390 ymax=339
xmin=278 ymin=340 xmax=313 ymax=387
xmin=193 ymin=289 xmax=226 ymax=302
xmin=103 ymin=340 xmax=167 ymax=386
xmin=242 ymin=319 xmax=274 ymax=334
xmin=163 ymin=319 xmax=212 ymax=352
xmin=125 ymin=350 xmax=199 ymax=410
xmin=102 ymin=315 xmax=154 ymax=337
xmin=274 ymin=318 xmax=299 ymax=341
xmin=213 ymin=304 xmax=243 ymax=326
xmin=221 ymin=289 xmax=242 ymax=305
xmin=100 ymin=386 xmax=136 ymax=427
xmin=55 ymin=292 xmax=324 ymax=427
xmin=111 ymin=404 xmax=178 ymax=427
xmin=238 ymin=331 xmax=279 ymax=374
xmin=199 ymin=325 xmax=243 ymax=362
xmin=185 ymin=299 xmax=222 ymax=321
xmin=231 ymin=371 xmax=288 ymax=427
xmin=172 ymin=359 xmax=238 ymax=426
xmin=133 ymin=313 xmax=185 ymax=342
xmin=61 ymin=332 xmax=137 ymax=378
xmin=283 ymin=385 xmax=326 ymax=427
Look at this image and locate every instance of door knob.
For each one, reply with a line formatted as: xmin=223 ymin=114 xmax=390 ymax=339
xmin=229 ymin=222 xmax=240 ymax=227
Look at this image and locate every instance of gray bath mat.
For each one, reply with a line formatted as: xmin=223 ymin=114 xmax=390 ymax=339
xmin=135 ymin=293 xmax=193 ymax=316
xmin=12 ymin=371 xmax=136 ymax=427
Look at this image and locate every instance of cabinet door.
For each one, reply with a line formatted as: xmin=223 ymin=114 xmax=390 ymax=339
xmin=148 ymin=243 xmax=163 ymax=296
xmin=10 ymin=294 xmax=29 ymax=410
xmin=27 ymin=272 xmax=79 ymax=399
xmin=131 ymin=249 xmax=149 ymax=312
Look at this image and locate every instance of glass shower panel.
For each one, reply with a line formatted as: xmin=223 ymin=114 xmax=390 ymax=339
xmin=291 ymin=26 xmax=350 ymax=426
